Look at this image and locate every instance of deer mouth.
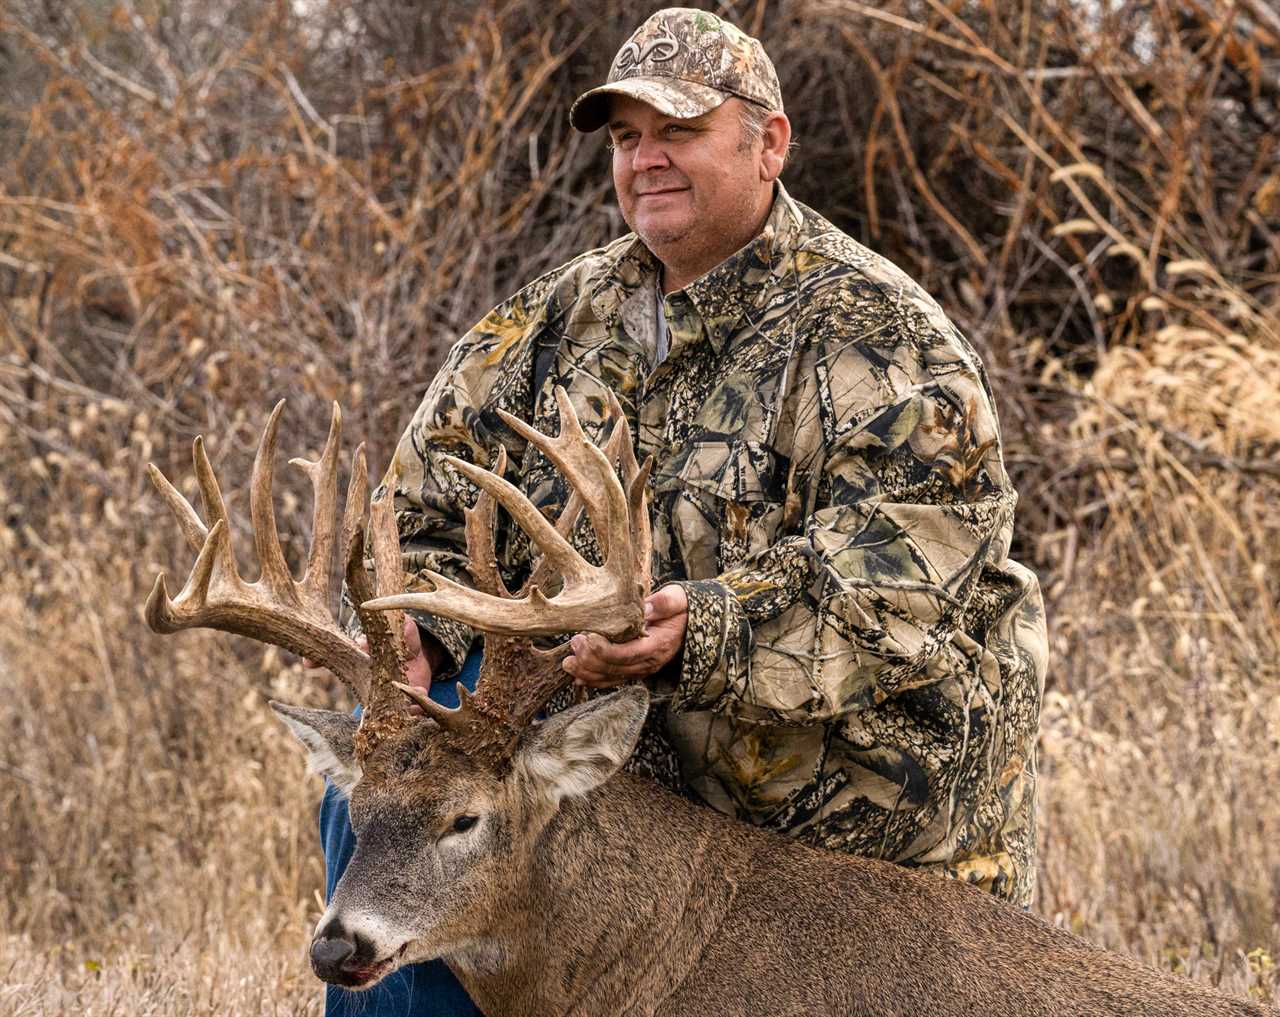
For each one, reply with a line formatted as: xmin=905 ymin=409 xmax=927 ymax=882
xmin=333 ymin=943 xmax=410 ymax=990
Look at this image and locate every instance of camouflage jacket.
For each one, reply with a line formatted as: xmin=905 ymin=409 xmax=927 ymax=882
xmin=380 ymin=183 xmax=1049 ymax=906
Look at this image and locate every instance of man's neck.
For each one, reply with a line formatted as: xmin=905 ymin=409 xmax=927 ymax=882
xmin=657 ymin=189 xmax=775 ymax=295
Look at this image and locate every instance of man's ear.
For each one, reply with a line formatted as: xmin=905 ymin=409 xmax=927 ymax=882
xmin=270 ymin=702 xmax=362 ymax=795
xmin=516 ymin=685 xmax=650 ymax=806
xmin=760 ymin=111 xmax=791 ymax=182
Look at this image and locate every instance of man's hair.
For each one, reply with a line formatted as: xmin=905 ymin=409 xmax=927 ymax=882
xmin=737 ymin=101 xmax=772 ymax=148
xmin=737 ymin=100 xmax=795 ymax=166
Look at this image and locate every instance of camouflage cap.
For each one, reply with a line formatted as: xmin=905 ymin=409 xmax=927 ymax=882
xmin=570 ymin=8 xmax=783 ymax=133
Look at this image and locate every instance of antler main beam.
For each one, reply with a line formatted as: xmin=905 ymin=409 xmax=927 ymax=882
xmin=363 ymin=388 xmax=651 ymax=644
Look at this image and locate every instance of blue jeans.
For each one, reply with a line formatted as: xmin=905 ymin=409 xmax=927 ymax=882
xmin=320 ymin=648 xmax=485 ymax=1017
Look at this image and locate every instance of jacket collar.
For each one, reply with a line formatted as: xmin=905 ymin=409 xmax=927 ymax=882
xmin=589 ymin=182 xmax=805 ymax=352
xmin=682 ymin=182 xmax=803 ymax=353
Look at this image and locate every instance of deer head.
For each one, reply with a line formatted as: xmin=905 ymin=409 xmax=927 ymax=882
xmin=146 ymin=389 xmax=656 ymax=990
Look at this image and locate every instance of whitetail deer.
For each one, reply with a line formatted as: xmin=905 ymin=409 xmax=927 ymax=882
xmin=147 ymin=392 xmax=1271 ymax=1016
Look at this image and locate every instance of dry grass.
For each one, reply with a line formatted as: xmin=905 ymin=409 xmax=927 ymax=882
xmin=0 ymin=932 xmax=321 ymax=1016
xmin=1031 ymin=320 xmax=1280 ymax=999
xmin=1 ymin=0 xmax=1278 ymax=1010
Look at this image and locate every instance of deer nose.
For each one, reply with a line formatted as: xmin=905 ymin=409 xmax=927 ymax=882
xmin=311 ymin=934 xmax=355 ymax=969
xmin=307 ymin=936 xmax=353 ymax=972
xmin=310 ymin=920 xmax=369 ymax=981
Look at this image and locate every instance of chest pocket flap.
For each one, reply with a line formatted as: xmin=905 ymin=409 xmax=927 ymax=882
xmin=656 ymin=440 xmax=790 ymax=576
xmin=666 ymin=440 xmax=788 ymax=502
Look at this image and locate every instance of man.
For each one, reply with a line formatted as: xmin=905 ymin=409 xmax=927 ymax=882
xmin=322 ymin=8 xmax=1049 ymax=1015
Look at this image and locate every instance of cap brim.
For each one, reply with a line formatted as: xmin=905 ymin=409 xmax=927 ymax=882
xmin=569 ymin=77 xmax=729 ymax=132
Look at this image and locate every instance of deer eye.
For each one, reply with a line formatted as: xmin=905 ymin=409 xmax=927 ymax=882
xmin=451 ymin=814 xmax=478 ymax=834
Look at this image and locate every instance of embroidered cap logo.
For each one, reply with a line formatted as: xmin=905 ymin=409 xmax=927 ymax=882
xmin=614 ymin=26 xmax=680 ymax=72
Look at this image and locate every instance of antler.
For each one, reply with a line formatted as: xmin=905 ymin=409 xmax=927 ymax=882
xmin=145 ymin=400 xmax=411 ymax=761
xmin=365 ymin=388 xmax=652 ymax=641
xmin=376 ymin=387 xmax=654 ymax=764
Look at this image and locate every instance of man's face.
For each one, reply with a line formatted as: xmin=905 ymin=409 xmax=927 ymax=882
xmin=608 ymin=95 xmax=769 ymax=271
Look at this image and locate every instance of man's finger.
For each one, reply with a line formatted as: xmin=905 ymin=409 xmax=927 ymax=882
xmin=566 ymin=654 xmax=660 ymax=682
xmin=563 ymin=658 xmax=629 ymax=688
xmin=571 ymin=632 xmax=659 ymax=667
xmin=402 ymin=615 xmax=422 ymax=655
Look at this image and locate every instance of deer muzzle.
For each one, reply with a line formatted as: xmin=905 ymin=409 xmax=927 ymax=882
xmin=310 ymin=917 xmax=393 ymax=988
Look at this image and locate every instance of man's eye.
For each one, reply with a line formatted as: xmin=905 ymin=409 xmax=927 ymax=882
xmin=451 ymin=814 xmax=478 ymax=834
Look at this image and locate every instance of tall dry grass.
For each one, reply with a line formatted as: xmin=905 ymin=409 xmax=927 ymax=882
xmin=1 ymin=0 xmax=1278 ymax=1011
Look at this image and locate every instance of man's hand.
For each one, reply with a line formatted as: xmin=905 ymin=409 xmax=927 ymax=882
xmin=397 ymin=616 xmax=435 ymax=694
xmin=304 ymin=617 xmax=447 ymax=713
xmin=562 ymin=584 xmax=688 ymax=688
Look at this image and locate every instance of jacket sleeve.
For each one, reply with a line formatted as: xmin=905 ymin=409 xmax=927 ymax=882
xmin=669 ymin=315 xmax=1025 ymax=724
xmin=345 ymin=274 xmax=557 ymax=679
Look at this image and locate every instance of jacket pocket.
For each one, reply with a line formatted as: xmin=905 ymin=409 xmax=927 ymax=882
xmin=662 ymin=440 xmax=788 ymax=575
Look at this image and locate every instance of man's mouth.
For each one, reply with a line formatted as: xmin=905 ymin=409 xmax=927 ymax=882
xmin=637 ymin=187 xmax=688 ymax=197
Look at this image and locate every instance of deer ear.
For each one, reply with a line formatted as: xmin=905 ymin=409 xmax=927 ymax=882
xmin=270 ymin=702 xmax=362 ymax=796
xmin=517 ymin=685 xmax=650 ymax=805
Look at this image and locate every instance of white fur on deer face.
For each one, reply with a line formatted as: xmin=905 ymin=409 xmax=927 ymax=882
xmin=271 ymin=685 xmax=649 ymax=991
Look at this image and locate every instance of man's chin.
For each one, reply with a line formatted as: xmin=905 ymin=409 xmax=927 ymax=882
xmin=632 ymin=216 xmax=695 ymax=255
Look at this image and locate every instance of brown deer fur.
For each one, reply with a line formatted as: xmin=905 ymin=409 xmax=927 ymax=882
xmin=277 ymin=686 xmax=1269 ymax=1017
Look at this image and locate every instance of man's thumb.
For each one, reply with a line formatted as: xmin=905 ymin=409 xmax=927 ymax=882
xmin=402 ymin=615 xmax=423 ymax=655
xmin=645 ymin=583 xmax=688 ymax=621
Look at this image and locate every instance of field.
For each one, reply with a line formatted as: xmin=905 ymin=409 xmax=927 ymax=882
xmin=2 ymin=0 xmax=1278 ymax=1012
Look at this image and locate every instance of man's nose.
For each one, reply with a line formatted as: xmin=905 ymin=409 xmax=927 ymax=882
xmin=630 ymin=135 xmax=670 ymax=172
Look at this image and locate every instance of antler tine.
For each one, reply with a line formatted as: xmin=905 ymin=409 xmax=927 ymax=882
xmin=147 ymin=457 xmax=211 ymax=554
xmin=496 ymin=388 xmax=631 ymax=574
xmin=339 ymin=442 xmax=369 ymax=585
xmin=145 ymin=402 xmax=373 ymax=703
xmin=463 ymin=446 xmax=512 ymax=598
xmin=193 ymin=433 xmax=231 ymax=538
xmin=627 ymin=455 xmax=654 ymax=595
xmin=369 ymin=491 xmax=406 ymax=605
xmin=522 ymin=409 xmax=627 ymax=596
xmin=602 ymin=388 xmax=653 ymax=596
xmin=363 ymin=388 xmax=646 ymax=642
xmin=250 ymin=400 xmax=296 ymax=599
xmin=392 ymin=680 xmax=478 ymax=737
xmin=289 ymin=402 xmax=342 ymax=604
xmin=603 ymin=388 xmax=635 ymax=476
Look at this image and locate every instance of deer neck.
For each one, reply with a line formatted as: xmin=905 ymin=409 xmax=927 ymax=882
xmin=446 ymin=773 xmax=745 ymax=1017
